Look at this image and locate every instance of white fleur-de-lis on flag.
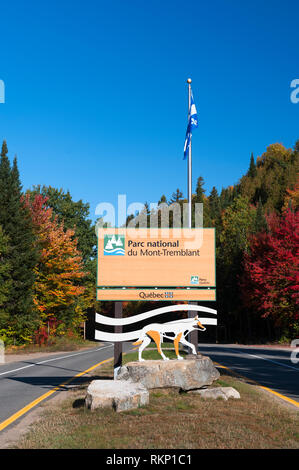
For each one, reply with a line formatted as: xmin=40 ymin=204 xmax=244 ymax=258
xmin=184 ymin=89 xmax=198 ymax=159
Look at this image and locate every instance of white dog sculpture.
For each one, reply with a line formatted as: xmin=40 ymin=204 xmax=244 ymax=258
xmin=133 ymin=315 xmax=206 ymax=361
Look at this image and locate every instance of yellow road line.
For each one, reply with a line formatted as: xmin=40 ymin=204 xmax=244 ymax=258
xmin=0 ymin=346 xmax=139 ymax=433
xmin=0 ymin=357 xmax=112 ymax=432
xmin=214 ymin=360 xmax=299 ymax=409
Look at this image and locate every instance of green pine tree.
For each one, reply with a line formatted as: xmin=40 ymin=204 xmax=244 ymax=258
xmin=0 ymin=225 xmax=12 ymax=335
xmin=248 ymin=153 xmax=257 ymax=178
xmin=192 ymin=176 xmax=212 ymax=227
xmin=219 ymin=187 xmax=234 ymax=210
xmin=170 ymin=188 xmax=183 ymax=203
xmin=0 ymin=141 xmax=11 ymax=225
xmin=0 ymin=142 xmax=38 ymax=342
xmin=194 ymin=177 xmax=205 ymax=203
xmin=208 ymin=186 xmax=220 ymax=222
xmin=254 ymin=198 xmax=267 ymax=233
xmin=158 ymin=194 xmax=167 ymax=205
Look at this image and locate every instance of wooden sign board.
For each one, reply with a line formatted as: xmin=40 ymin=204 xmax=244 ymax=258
xmin=97 ymin=228 xmax=215 ymax=288
xmin=97 ymin=288 xmax=216 ymax=301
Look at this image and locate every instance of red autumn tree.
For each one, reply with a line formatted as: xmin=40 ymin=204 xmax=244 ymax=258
xmin=241 ymin=208 xmax=299 ymax=337
xmin=23 ymin=194 xmax=87 ymax=335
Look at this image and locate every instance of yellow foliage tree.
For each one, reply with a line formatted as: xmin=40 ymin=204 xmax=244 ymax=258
xmin=24 ymin=194 xmax=87 ymax=337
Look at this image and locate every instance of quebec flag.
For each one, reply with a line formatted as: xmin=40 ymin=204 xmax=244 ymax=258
xmin=183 ymin=90 xmax=198 ymax=160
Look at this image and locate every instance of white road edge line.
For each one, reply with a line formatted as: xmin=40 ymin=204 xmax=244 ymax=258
xmin=0 ymin=343 xmax=114 ymax=377
xmin=221 ymin=346 xmax=299 ymax=372
xmin=245 ymin=352 xmax=299 ymax=372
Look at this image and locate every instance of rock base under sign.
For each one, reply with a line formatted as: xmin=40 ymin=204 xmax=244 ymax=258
xmin=188 ymin=386 xmax=240 ymax=400
xmin=85 ymin=380 xmax=149 ymax=412
xmin=116 ymin=355 xmax=220 ymax=391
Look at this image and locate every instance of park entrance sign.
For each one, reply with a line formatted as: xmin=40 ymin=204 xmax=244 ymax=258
xmin=97 ymin=228 xmax=215 ymax=291
xmin=96 ymin=227 xmax=217 ymax=372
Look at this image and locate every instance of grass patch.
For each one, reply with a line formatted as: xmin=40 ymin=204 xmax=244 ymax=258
xmin=124 ymin=347 xmax=186 ymax=363
xmin=216 ymin=379 xmax=232 ymax=388
xmin=5 ymin=337 xmax=96 ymax=355
xmin=14 ymin=355 xmax=299 ymax=449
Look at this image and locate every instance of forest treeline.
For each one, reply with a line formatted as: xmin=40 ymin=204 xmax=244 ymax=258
xmin=0 ymin=140 xmax=298 ymax=345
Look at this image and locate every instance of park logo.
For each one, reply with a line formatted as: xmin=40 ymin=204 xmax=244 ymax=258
xmin=104 ymin=234 xmax=125 ymax=256
xmin=190 ymin=275 xmax=199 ymax=285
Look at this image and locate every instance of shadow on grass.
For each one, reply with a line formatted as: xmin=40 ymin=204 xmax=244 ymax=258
xmin=72 ymin=398 xmax=86 ymax=409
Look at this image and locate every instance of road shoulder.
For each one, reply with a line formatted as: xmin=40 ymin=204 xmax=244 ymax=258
xmin=2 ymin=344 xmax=101 ymax=365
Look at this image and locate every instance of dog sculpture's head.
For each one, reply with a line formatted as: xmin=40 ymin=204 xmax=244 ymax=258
xmin=194 ymin=315 xmax=206 ymax=331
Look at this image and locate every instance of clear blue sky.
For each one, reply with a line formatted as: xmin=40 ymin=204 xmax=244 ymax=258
xmin=1 ymin=0 xmax=298 ymax=223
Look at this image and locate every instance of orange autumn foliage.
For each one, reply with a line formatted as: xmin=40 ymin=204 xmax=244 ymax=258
xmin=283 ymin=174 xmax=299 ymax=211
xmin=23 ymin=194 xmax=87 ymax=322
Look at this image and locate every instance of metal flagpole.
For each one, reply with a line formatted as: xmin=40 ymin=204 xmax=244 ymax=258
xmin=186 ymin=77 xmax=198 ymax=355
xmin=187 ymin=78 xmax=192 ymax=228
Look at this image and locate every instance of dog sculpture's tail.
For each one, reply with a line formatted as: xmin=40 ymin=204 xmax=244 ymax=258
xmin=132 ymin=331 xmax=146 ymax=345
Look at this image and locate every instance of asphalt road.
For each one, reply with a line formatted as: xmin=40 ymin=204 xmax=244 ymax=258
xmin=198 ymin=343 xmax=299 ymax=404
xmin=0 ymin=342 xmax=133 ymax=432
xmin=0 ymin=342 xmax=298 ymax=435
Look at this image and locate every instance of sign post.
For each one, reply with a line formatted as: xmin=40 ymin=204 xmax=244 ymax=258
xmin=187 ymin=301 xmax=198 ymax=354
xmin=114 ymin=301 xmax=123 ymax=379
